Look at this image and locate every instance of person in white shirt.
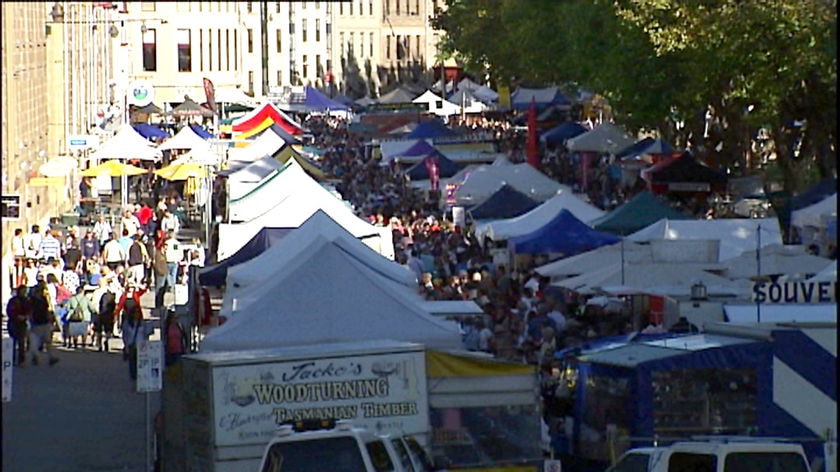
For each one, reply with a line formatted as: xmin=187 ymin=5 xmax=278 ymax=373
xmin=163 ymin=229 xmax=183 ymax=289
xmin=160 ymin=209 xmax=180 ymax=235
xmin=120 ymin=209 xmax=141 ymax=236
xmin=101 ymin=234 xmax=126 ymax=271
xmin=24 ymin=224 xmax=43 ymax=260
xmin=93 ymin=214 xmax=113 ymax=247
xmin=12 ymin=228 xmax=26 ymax=286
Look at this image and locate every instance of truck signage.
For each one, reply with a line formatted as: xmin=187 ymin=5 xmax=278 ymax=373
xmin=211 ymin=350 xmax=428 ymax=447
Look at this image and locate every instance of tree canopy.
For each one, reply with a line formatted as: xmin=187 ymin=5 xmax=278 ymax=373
xmin=431 ymin=0 xmax=837 ymax=190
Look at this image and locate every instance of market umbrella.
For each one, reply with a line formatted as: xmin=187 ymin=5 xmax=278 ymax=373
xmin=154 ymin=161 xmax=209 ymax=181
xmin=80 ymin=160 xmax=148 ymax=177
xmin=39 ymin=156 xmax=78 ymax=177
xmin=169 ymin=95 xmax=215 ymax=118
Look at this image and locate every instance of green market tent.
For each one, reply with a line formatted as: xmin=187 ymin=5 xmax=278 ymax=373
xmin=589 ymin=191 xmax=694 ymax=235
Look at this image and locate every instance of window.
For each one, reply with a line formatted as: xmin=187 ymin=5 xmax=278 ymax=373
xmin=177 ymin=2 xmax=190 ymax=12
xmin=315 ymin=19 xmax=320 ymax=42
xmin=359 ymin=33 xmax=364 ymax=57
xmin=385 ymin=0 xmax=390 ymax=15
xmin=248 ymin=71 xmax=254 ymax=94
xmin=177 ymin=29 xmax=191 ymax=72
xmin=360 ymin=0 xmax=363 ymax=15
xmin=140 ymin=2 xmax=155 ymax=12
xmin=199 ymin=29 xmax=204 ymax=71
xmin=247 ymin=29 xmax=253 ymax=53
xmin=302 ymin=19 xmax=307 ymax=42
xmin=369 ymin=0 xmax=373 ymax=15
xmin=302 ymin=55 xmax=308 ymax=79
xmin=208 ymin=28 xmax=213 ymax=70
xmin=275 ymin=1 xmax=281 ymax=13
xmin=386 ymin=35 xmax=390 ymax=59
xmin=233 ymin=32 xmax=238 ymax=68
xmin=416 ymin=34 xmax=421 ymax=59
xmin=276 ymin=70 xmax=282 ymax=86
xmin=349 ymin=1 xmax=353 ymax=15
xmin=349 ymin=32 xmax=354 ymax=54
xmin=396 ymin=0 xmax=400 ymax=15
xmin=217 ymin=29 xmax=222 ymax=71
xmin=246 ymin=1 xmax=252 ymax=13
xmin=396 ymin=34 xmax=403 ymax=60
xmin=316 ymin=54 xmax=322 ymax=78
xmin=142 ymin=28 xmax=157 ymax=71
xmin=225 ymin=29 xmax=230 ymax=70
xmin=274 ymin=29 xmax=281 ymax=53
xmin=339 ymin=2 xmax=343 ymax=15
xmin=339 ymin=32 xmax=344 ymax=57
xmin=415 ymin=0 xmax=420 ymax=15
xmin=369 ymin=32 xmax=374 ymax=57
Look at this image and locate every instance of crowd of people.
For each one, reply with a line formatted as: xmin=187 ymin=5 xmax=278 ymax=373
xmin=5 ymin=191 xmax=199 ymax=378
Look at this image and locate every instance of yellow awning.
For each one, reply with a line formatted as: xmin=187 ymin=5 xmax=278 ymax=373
xmin=154 ymin=162 xmax=209 ymax=181
xmin=234 ymin=116 xmax=275 ymax=142
xmin=80 ymin=160 xmax=148 ymax=177
xmin=273 ymin=145 xmax=325 ymax=181
xmin=426 ymin=350 xmax=535 ymax=378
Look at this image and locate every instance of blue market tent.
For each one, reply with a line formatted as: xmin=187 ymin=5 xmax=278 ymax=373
xmin=508 ymin=209 xmax=621 ymax=255
xmin=615 ymin=137 xmax=675 ymax=159
xmin=405 ymin=152 xmax=460 ymax=180
xmin=468 ymin=184 xmax=541 ymax=220
xmin=198 ymin=227 xmax=295 ymax=286
xmin=133 ymin=123 xmax=170 ymax=140
xmin=304 ymin=85 xmax=349 ymax=112
xmin=540 ymin=122 xmax=588 ymax=145
xmin=555 ymin=328 xmax=835 ymax=467
xmin=189 ymin=124 xmax=214 ymax=139
xmin=405 ymin=119 xmax=458 ymax=139
xmin=589 ymin=191 xmax=694 ymax=235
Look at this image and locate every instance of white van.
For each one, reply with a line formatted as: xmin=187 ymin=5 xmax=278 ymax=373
xmin=258 ymin=419 xmax=441 ymax=472
xmin=606 ymin=437 xmax=811 ymax=472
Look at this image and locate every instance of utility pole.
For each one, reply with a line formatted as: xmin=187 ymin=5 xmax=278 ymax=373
xmin=260 ymin=0 xmax=269 ymax=96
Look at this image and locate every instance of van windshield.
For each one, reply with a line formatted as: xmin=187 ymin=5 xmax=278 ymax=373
xmin=724 ymin=452 xmax=810 ymax=472
xmin=261 ymin=437 xmax=366 ymax=472
xmin=366 ymin=439 xmax=396 ymax=472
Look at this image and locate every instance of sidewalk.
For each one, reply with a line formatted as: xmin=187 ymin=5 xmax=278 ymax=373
xmin=2 ymin=284 xmax=165 ymax=472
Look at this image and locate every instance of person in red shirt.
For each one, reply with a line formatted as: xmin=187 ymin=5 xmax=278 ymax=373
xmin=114 ymin=280 xmax=147 ymax=333
xmin=136 ymin=200 xmax=156 ymax=236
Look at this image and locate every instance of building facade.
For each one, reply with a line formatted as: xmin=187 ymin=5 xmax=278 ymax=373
xmin=121 ymin=0 xmax=443 ymax=105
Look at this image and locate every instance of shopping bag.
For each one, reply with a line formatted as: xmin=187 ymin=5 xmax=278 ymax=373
xmin=68 ymin=321 xmax=89 ymax=337
xmin=174 ymin=283 xmax=189 ymax=306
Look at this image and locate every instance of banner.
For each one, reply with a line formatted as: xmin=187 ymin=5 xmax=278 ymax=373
xmin=203 ymin=77 xmax=217 ymax=113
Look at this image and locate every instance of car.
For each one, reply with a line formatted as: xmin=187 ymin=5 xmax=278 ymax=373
xmin=605 ymin=437 xmax=811 ymax=472
xmin=258 ymin=418 xmax=442 ymax=472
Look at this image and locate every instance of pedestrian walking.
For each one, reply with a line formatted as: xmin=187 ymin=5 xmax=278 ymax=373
xmin=64 ymin=285 xmax=96 ymax=349
xmin=93 ymin=213 xmax=113 ymax=247
xmin=11 ymin=228 xmax=26 ymax=287
xmin=6 ymin=285 xmax=32 ymax=366
xmin=121 ymin=296 xmax=151 ymax=381
xmin=27 ymin=282 xmax=60 ymax=366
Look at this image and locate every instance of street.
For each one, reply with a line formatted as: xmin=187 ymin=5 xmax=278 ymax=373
xmin=2 ymin=291 xmax=162 ymax=472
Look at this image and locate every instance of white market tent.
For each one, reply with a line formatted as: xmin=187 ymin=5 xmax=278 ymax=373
xmin=446 ymin=163 xmax=570 ymax=207
xmin=200 ymin=235 xmax=462 ymax=352
xmin=412 ymin=90 xmax=462 ymax=117
xmin=175 ymin=141 xmax=222 ymax=166
xmin=221 ymin=211 xmax=416 ymax=309
xmin=552 ymin=262 xmax=746 ymax=297
xmin=216 ymin=160 xmax=394 ymax=261
xmin=214 ymin=86 xmax=258 ymax=106
xmin=805 ymin=261 xmax=837 ymax=282
xmin=157 ymin=124 xmax=208 ymax=151
xmin=791 ymin=193 xmax=837 ymax=229
xmin=474 ymin=190 xmax=605 ymax=243
xmin=626 ymin=217 xmax=782 ymax=261
xmin=226 ymin=130 xmax=287 ymax=163
xmin=536 ymin=240 xmax=725 ymax=281
xmin=89 ymin=124 xmax=162 ymax=161
xmin=222 ymin=156 xmax=285 ymax=200
xmin=720 ymin=244 xmax=834 ymax=280
xmin=565 ymin=122 xmax=635 ymax=154
xmin=448 ymin=89 xmax=489 ymax=114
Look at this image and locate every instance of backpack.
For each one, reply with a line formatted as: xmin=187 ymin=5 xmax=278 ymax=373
xmin=67 ymin=298 xmax=84 ymax=322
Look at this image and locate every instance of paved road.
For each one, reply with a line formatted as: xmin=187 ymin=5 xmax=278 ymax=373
xmin=2 ymin=291 xmax=164 ymax=472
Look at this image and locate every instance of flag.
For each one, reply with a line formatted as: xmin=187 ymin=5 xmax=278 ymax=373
xmin=203 ymin=77 xmax=217 ymax=114
xmin=424 ymin=153 xmax=441 ymax=192
xmin=526 ymin=98 xmax=539 ymax=168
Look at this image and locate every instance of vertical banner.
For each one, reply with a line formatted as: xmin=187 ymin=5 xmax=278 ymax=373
xmin=2 ymin=337 xmax=13 ymax=402
xmin=202 ymin=77 xmax=217 ymax=114
xmin=526 ymin=98 xmax=539 ymax=168
xmin=137 ymin=340 xmax=164 ymax=393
